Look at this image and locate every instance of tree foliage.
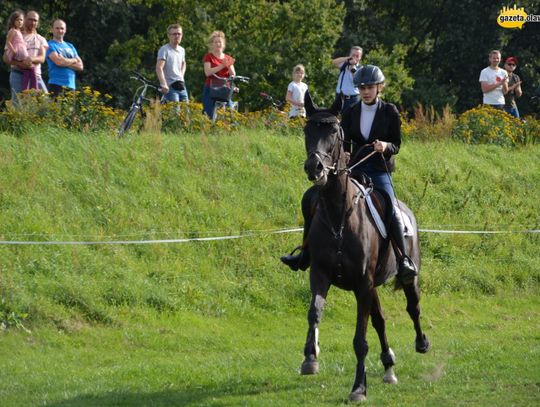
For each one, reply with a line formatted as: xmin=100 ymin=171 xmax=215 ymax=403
xmin=1 ymin=0 xmax=538 ymax=114
xmin=336 ymin=0 xmax=540 ymax=114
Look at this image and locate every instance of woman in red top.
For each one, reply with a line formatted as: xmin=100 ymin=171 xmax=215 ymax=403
xmin=202 ymin=30 xmax=236 ymax=118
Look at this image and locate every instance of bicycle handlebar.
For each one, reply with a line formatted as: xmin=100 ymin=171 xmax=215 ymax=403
xmin=232 ymin=75 xmax=250 ymax=83
xmin=211 ymin=74 xmax=250 ymax=84
xmin=260 ymin=92 xmax=284 ymax=109
xmin=130 ymin=71 xmax=160 ymax=90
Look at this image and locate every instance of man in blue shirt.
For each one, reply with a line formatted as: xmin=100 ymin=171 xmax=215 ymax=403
xmin=45 ymin=19 xmax=83 ymax=97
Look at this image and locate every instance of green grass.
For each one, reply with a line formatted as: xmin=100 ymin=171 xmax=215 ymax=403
xmin=0 ymin=127 xmax=539 ymax=405
xmin=1 ymin=293 xmax=538 ymax=406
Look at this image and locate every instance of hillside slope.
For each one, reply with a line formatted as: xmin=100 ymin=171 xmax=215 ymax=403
xmin=0 ymin=128 xmax=538 ymax=327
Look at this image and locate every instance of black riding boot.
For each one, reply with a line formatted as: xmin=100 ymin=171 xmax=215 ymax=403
xmin=280 ymin=187 xmax=317 ymax=271
xmin=280 ymin=243 xmax=310 ymax=271
xmin=390 ymin=209 xmax=418 ymax=285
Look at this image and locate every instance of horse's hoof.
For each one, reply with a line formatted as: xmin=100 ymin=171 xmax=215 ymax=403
xmin=383 ymin=367 xmax=398 ymax=384
xmin=300 ymin=359 xmax=319 ymax=375
xmin=416 ymin=334 xmax=431 ymax=353
xmin=349 ymin=387 xmax=367 ymax=402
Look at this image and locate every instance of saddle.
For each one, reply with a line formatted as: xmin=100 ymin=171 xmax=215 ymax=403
xmin=350 ymin=177 xmax=392 ymax=238
xmin=350 ymin=176 xmax=414 ymax=239
xmin=350 ymin=174 xmax=414 ymax=286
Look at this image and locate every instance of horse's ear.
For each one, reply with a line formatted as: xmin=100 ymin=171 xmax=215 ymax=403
xmin=304 ymin=89 xmax=317 ymax=117
xmin=329 ymin=93 xmax=343 ymax=116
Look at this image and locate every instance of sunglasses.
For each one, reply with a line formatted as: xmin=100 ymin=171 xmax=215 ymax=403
xmin=506 ymin=63 xmax=516 ymax=66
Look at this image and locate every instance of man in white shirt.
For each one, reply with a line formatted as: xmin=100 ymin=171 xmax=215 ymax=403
xmin=479 ymin=50 xmax=508 ymax=109
xmin=156 ymin=24 xmax=188 ymax=103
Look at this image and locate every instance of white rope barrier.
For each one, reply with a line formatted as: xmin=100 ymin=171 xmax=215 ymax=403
xmin=0 ymin=227 xmax=537 ymax=245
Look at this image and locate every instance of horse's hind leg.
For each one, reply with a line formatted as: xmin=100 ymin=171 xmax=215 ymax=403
xmin=403 ymin=283 xmax=431 ymax=353
xmin=301 ymin=272 xmax=330 ymax=375
xmin=370 ymin=291 xmax=398 ymax=384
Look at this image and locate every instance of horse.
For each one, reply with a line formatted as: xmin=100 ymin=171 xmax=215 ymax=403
xmin=298 ymin=93 xmax=430 ymax=402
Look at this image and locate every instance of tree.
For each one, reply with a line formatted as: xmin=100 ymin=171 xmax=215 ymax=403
xmin=336 ymin=0 xmax=540 ymax=114
xmin=109 ymin=0 xmax=346 ymax=109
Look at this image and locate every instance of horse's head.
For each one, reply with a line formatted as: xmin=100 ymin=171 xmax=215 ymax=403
xmin=303 ymin=91 xmax=345 ymax=186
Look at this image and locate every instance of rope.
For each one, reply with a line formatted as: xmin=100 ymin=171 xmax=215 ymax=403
xmin=0 ymin=227 xmax=537 ymax=245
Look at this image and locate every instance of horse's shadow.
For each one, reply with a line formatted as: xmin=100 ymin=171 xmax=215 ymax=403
xmin=45 ymin=381 xmax=314 ymax=406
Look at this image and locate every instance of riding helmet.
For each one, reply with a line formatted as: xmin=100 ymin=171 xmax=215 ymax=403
xmin=353 ymin=65 xmax=385 ymax=86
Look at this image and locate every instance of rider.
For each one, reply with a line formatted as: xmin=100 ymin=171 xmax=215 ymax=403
xmin=280 ymin=64 xmax=417 ymax=285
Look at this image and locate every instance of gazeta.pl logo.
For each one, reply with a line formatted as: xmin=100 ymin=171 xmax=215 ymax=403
xmin=498 ymin=4 xmax=540 ymax=29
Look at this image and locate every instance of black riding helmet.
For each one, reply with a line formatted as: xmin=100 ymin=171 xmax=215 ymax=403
xmin=353 ymin=65 xmax=385 ymax=86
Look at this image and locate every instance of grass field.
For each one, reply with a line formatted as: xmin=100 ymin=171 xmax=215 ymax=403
xmin=0 ymin=127 xmax=538 ymax=406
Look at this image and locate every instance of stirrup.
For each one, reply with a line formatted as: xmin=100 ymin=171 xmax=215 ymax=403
xmin=286 ymin=246 xmax=303 ymax=257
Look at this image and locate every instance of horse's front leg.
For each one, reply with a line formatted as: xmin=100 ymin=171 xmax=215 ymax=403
xmin=349 ymin=288 xmax=373 ymax=402
xmin=301 ymin=271 xmax=330 ymax=375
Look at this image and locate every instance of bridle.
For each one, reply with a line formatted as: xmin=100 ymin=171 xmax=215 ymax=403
xmin=306 ymin=119 xmax=348 ymax=177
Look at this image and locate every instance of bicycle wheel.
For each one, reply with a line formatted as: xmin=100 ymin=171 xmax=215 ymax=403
xmin=118 ymin=105 xmax=139 ymax=137
xmin=212 ymin=101 xmax=226 ymax=123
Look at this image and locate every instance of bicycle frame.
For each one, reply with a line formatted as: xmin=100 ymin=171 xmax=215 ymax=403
xmin=118 ymin=72 xmax=161 ymax=137
xmin=210 ymin=74 xmax=249 ymax=124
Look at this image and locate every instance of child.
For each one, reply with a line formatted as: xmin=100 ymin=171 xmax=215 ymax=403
xmin=4 ymin=11 xmax=37 ymax=90
xmin=286 ymin=64 xmax=308 ymax=118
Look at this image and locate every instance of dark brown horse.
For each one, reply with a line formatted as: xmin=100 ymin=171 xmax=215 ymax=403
xmin=299 ymin=94 xmax=430 ymax=402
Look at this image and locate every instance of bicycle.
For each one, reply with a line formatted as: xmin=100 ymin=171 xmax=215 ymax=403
xmin=260 ymin=92 xmax=285 ymax=112
xmin=118 ymin=71 xmax=162 ymax=137
xmin=209 ymin=74 xmax=250 ymax=123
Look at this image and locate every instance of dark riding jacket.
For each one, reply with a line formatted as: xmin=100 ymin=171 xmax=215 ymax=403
xmin=341 ymin=99 xmax=401 ymax=172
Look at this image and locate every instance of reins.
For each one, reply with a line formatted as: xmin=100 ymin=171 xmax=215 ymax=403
xmin=346 ymin=150 xmax=378 ymax=173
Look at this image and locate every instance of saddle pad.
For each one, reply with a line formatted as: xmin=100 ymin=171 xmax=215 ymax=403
xmin=397 ymin=207 xmax=414 ymax=237
xmin=350 ymin=179 xmax=388 ymax=239
xmin=351 ymin=178 xmax=415 ymax=238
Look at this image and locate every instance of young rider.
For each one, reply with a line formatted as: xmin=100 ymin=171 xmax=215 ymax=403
xmin=280 ymin=65 xmax=417 ymax=285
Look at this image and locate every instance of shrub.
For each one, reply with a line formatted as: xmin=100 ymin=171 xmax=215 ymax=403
xmin=522 ymin=116 xmax=540 ymax=145
xmin=452 ymin=105 xmax=529 ymax=147
xmin=0 ymin=90 xmax=51 ymax=133
xmin=401 ymin=103 xmax=455 ymax=141
xmin=0 ymin=88 xmax=123 ymax=134
xmin=146 ymin=101 xmax=213 ymax=135
xmin=140 ymin=101 xmax=304 ymax=135
xmin=54 ymin=87 xmax=123 ymax=132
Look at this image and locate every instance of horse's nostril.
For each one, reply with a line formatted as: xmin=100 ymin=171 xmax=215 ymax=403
xmin=316 ymin=162 xmax=324 ymax=172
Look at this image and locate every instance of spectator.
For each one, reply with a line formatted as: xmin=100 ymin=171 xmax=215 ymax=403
xmin=3 ymin=10 xmax=48 ymax=105
xmin=479 ymin=50 xmax=508 ymax=109
xmin=4 ymin=10 xmax=37 ymax=91
xmin=202 ymin=31 xmax=235 ymax=118
xmin=332 ymin=46 xmax=363 ymax=112
xmin=156 ymin=24 xmax=188 ymax=103
xmin=503 ymin=56 xmax=522 ymax=118
xmin=45 ymin=19 xmax=83 ymax=98
xmin=286 ymin=64 xmax=308 ymax=119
